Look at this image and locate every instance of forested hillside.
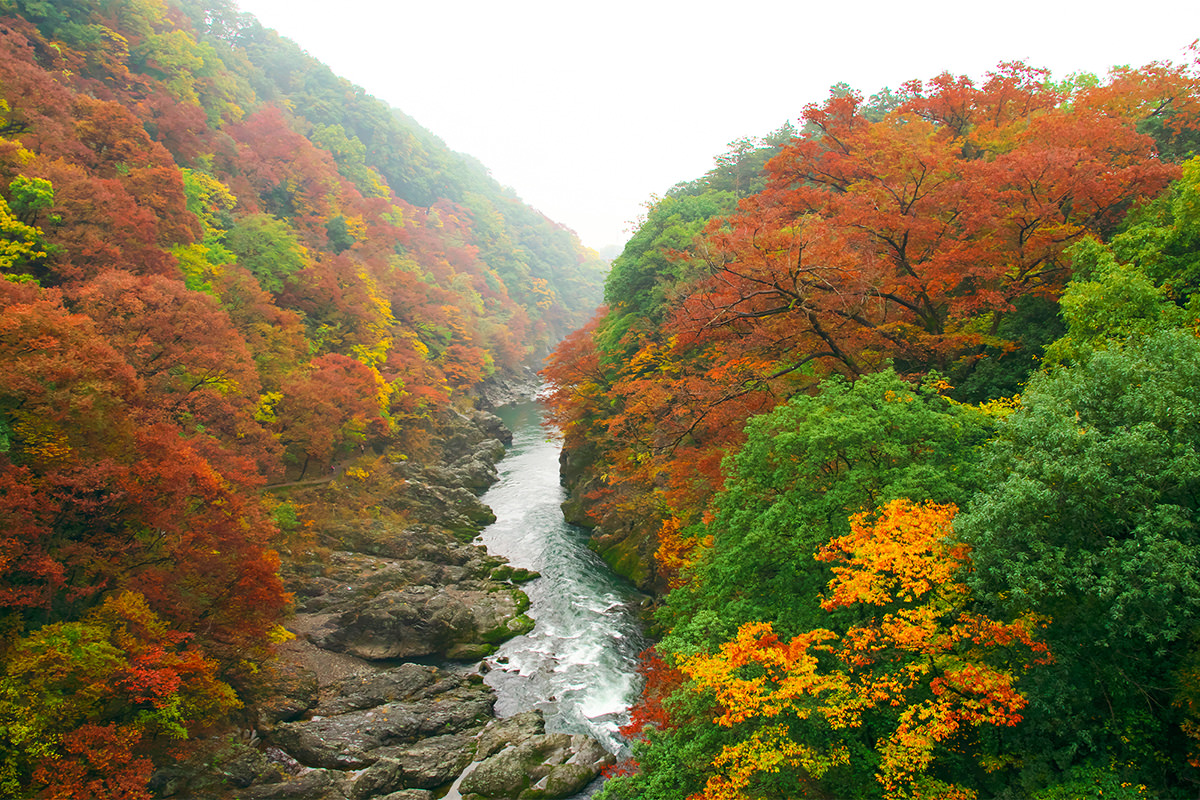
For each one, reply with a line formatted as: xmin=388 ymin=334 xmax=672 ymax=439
xmin=0 ymin=0 xmax=604 ymax=796
xmin=544 ymin=58 xmax=1200 ymax=797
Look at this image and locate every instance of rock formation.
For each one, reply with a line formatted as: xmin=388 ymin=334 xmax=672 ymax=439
xmin=160 ymin=405 xmax=613 ymax=799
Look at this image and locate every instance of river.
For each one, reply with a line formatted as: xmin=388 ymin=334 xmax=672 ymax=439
xmin=476 ymin=400 xmax=647 ymax=761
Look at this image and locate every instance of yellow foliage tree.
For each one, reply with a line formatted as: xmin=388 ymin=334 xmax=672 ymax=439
xmin=681 ymin=500 xmax=1051 ymax=800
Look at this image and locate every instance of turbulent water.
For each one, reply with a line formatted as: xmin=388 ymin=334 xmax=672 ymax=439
xmin=477 ymin=400 xmax=647 ymax=756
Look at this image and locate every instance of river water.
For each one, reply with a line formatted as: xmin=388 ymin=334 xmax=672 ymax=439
xmin=476 ymin=400 xmax=647 ymax=757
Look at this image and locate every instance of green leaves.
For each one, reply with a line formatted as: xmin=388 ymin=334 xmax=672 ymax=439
xmin=958 ymin=328 xmax=1200 ymax=778
xmin=223 ymin=214 xmax=308 ymax=294
xmin=667 ymin=370 xmax=993 ymax=648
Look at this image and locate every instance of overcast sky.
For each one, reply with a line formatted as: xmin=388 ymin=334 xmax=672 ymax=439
xmin=231 ymin=0 xmax=1197 ymax=253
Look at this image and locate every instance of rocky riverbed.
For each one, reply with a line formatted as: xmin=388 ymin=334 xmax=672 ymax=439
xmin=160 ymin=395 xmax=614 ymax=800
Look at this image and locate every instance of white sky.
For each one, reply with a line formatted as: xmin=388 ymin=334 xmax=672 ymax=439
xmin=231 ymin=0 xmax=1197 ymax=253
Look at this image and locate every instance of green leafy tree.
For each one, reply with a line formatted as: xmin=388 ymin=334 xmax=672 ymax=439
xmin=958 ymin=328 xmax=1200 ymax=791
xmin=7 ymin=174 xmax=53 ymax=225
xmin=603 ymin=189 xmax=736 ymax=322
xmin=663 ymin=369 xmax=994 ymax=653
xmin=223 ymin=213 xmax=307 ymax=293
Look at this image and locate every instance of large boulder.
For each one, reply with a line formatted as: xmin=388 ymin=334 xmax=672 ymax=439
xmin=459 ymin=732 xmax=614 ymax=800
xmin=257 ymin=661 xmax=320 ymax=730
xmin=312 ymin=585 xmax=533 ymax=662
xmin=371 ymin=733 xmax=477 ymax=789
xmin=474 ymin=710 xmax=546 ymax=759
xmin=269 ymin=686 xmax=494 ymax=769
xmin=242 ymin=768 xmax=350 ymax=799
xmin=318 ymin=663 xmax=439 ymax=716
xmin=388 ymin=476 xmax=496 ymax=534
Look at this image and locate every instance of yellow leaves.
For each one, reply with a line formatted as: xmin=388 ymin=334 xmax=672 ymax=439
xmin=530 ymin=277 xmax=555 ymax=310
xmin=683 ymin=500 xmax=1048 ymax=799
xmin=0 ymin=194 xmax=48 ymax=274
xmin=654 ymin=517 xmax=712 ymax=589
xmin=0 ymin=136 xmax=35 ymax=166
xmin=976 ymin=394 xmax=1021 ymax=419
xmin=818 ymin=500 xmax=963 ymax=610
xmin=691 ymin=725 xmax=849 ymax=800
xmin=9 ymin=414 xmax=71 ymax=465
xmin=254 ymin=391 xmax=282 ymax=425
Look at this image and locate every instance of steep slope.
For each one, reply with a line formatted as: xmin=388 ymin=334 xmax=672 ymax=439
xmin=0 ymin=0 xmax=605 ymax=796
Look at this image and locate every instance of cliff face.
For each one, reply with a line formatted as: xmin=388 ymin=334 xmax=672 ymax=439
xmin=558 ymin=427 xmax=659 ymax=593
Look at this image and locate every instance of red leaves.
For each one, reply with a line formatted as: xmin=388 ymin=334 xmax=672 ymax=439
xmin=0 ymin=282 xmax=286 ymax=649
xmin=621 ymin=648 xmax=687 ymax=739
xmin=544 ymin=62 xmax=1196 ymax=575
xmin=6 ymin=592 xmax=241 ymax=800
xmin=272 ymin=353 xmax=386 ymax=477
xmin=35 ymin=724 xmax=156 ymax=800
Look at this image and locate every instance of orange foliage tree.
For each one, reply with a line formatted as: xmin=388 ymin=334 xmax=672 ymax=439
xmin=543 ymin=60 xmax=1198 ymax=589
xmin=679 ymin=500 xmax=1050 ymax=800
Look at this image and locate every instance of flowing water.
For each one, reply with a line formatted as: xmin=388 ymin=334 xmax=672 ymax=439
xmin=477 ymin=400 xmax=647 ymax=758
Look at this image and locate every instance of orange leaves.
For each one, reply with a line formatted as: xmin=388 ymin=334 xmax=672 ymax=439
xmin=680 ymin=500 xmax=1050 ymax=800
xmin=654 ymin=517 xmax=712 ymax=590
xmin=818 ymin=500 xmax=966 ymax=609
xmin=683 ymin=623 xmax=842 ymax=729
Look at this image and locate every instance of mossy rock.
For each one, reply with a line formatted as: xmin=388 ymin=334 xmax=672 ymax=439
xmin=545 ymin=764 xmax=595 ymax=797
xmin=509 ymin=567 xmax=539 ymax=583
xmin=512 ymin=588 xmax=531 ymax=614
xmin=592 ymin=535 xmax=651 ymax=588
xmin=490 ymin=565 xmax=540 ymax=584
xmin=480 ymin=613 xmax=534 ymax=644
xmin=446 ymin=642 xmax=496 ymax=661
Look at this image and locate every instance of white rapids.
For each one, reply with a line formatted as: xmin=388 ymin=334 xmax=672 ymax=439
xmin=476 ymin=400 xmax=647 ymax=759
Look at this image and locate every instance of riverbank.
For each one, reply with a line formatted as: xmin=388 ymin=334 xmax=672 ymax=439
xmin=160 ymin=396 xmax=618 ymax=799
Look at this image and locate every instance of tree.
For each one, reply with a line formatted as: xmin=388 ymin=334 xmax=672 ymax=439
xmin=69 ymin=269 xmax=280 ymax=477
xmin=271 ymin=352 xmax=385 ymax=479
xmin=663 ymin=370 xmax=993 ymax=649
xmin=675 ymin=501 xmax=1049 ymax=800
xmin=0 ymin=279 xmax=286 ymax=656
xmin=958 ymin=327 xmax=1200 ymax=790
xmin=0 ymin=591 xmax=239 ymax=799
xmin=222 ymin=213 xmax=308 ymax=293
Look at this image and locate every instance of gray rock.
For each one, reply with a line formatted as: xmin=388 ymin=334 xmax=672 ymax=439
xmin=270 ymin=688 xmax=495 ymax=769
xmin=349 ymin=757 xmax=403 ymax=800
xmin=242 ymin=768 xmax=350 ymax=799
xmin=459 ymin=731 xmax=615 ymax=800
xmin=318 ymin=663 xmax=438 ymax=716
xmin=377 ymin=791 xmax=434 ymax=800
xmin=389 ymin=476 xmax=496 ymax=534
xmin=544 ymin=763 xmax=596 ymax=797
xmin=476 ymin=367 xmax=540 ymax=411
xmin=458 ymin=741 xmax=541 ymax=798
xmin=314 ymin=585 xmax=532 ymax=661
xmin=475 ymin=710 xmax=545 ymax=759
xmin=372 ymin=733 xmax=476 ymax=788
xmin=258 ymin=662 xmax=319 ymax=729
xmin=218 ymin=745 xmax=272 ymax=788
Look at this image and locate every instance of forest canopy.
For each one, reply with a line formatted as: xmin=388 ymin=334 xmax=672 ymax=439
xmin=543 ymin=53 xmax=1200 ymax=799
xmin=0 ymin=0 xmax=605 ymax=796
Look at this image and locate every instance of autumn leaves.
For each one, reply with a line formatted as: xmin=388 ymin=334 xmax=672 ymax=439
xmin=551 ymin=55 xmax=1200 ymax=800
xmin=682 ymin=502 xmax=1048 ymax=800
